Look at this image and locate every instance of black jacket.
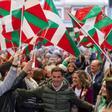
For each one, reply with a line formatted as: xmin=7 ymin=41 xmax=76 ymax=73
xmin=0 ymin=71 xmax=27 ymax=112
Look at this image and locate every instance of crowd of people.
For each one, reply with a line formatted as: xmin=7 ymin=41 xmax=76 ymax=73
xmin=0 ymin=45 xmax=112 ymax=112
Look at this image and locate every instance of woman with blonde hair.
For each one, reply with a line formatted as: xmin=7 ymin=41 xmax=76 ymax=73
xmin=71 ymin=70 xmax=93 ymax=112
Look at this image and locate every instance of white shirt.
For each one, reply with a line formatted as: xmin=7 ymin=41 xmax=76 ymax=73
xmin=75 ymin=88 xmax=82 ymax=98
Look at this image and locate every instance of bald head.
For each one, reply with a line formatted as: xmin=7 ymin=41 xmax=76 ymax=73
xmin=91 ymin=59 xmax=101 ymax=74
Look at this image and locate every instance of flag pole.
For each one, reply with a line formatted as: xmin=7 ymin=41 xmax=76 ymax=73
xmin=19 ymin=1 xmax=24 ymax=49
xmin=69 ymin=13 xmax=112 ymax=65
xmin=76 ymin=35 xmax=85 ymax=47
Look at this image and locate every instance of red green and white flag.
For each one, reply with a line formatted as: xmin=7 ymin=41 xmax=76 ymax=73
xmin=1 ymin=11 xmax=21 ymax=33
xmin=70 ymin=6 xmax=106 ymax=46
xmin=69 ymin=13 xmax=93 ymax=47
xmin=0 ymin=33 xmax=17 ymax=51
xmin=88 ymin=27 xmax=105 ymax=45
xmin=94 ymin=16 xmax=112 ymax=36
xmin=41 ymin=0 xmax=80 ymax=56
xmin=0 ymin=0 xmax=10 ymax=18
xmin=1 ymin=0 xmax=48 ymax=44
xmin=2 ymin=30 xmax=20 ymax=46
xmin=21 ymin=0 xmax=48 ymax=43
xmin=0 ymin=0 xmax=23 ymax=33
xmin=72 ymin=5 xmax=103 ymax=24
xmin=43 ymin=0 xmax=59 ymax=16
xmin=101 ymin=30 xmax=112 ymax=50
xmin=81 ymin=15 xmax=112 ymax=47
xmin=70 ymin=6 xmax=104 ymax=47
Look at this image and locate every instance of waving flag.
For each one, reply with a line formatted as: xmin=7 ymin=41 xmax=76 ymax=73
xmin=41 ymin=0 xmax=80 ymax=56
xmin=102 ymin=30 xmax=112 ymax=50
xmin=0 ymin=33 xmax=17 ymax=50
xmin=72 ymin=6 xmax=103 ymax=23
xmin=0 ymin=0 xmax=11 ymax=17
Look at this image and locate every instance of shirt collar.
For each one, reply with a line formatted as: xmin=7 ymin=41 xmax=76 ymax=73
xmin=52 ymin=81 xmax=64 ymax=91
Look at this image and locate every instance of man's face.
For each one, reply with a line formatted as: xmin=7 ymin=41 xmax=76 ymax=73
xmin=91 ymin=61 xmax=100 ymax=74
xmin=52 ymin=71 xmax=63 ymax=87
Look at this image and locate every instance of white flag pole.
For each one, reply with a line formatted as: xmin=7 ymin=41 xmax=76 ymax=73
xmin=69 ymin=13 xmax=112 ymax=65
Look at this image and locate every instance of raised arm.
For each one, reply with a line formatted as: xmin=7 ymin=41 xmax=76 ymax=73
xmin=0 ymin=51 xmax=21 ymax=96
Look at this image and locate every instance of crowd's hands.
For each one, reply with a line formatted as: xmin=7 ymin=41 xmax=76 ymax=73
xmin=81 ymin=88 xmax=88 ymax=99
xmin=12 ymin=50 xmax=22 ymax=66
xmin=23 ymin=59 xmax=33 ymax=74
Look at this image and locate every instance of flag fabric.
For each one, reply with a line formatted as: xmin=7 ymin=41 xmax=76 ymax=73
xmin=0 ymin=0 xmax=22 ymax=33
xmin=102 ymin=30 xmax=112 ymax=50
xmin=69 ymin=12 xmax=112 ymax=61
xmin=72 ymin=6 xmax=103 ymax=23
xmin=88 ymin=28 xmax=105 ymax=45
xmin=1 ymin=9 xmax=22 ymax=33
xmin=71 ymin=6 xmax=107 ymax=46
xmin=69 ymin=13 xmax=93 ymax=47
xmin=23 ymin=44 xmax=33 ymax=56
xmin=0 ymin=0 xmax=10 ymax=18
xmin=43 ymin=0 xmax=59 ymax=16
xmin=0 ymin=33 xmax=17 ymax=50
xmin=2 ymin=30 xmax=20 ymax=46
xmin=41 ymin=0 xmax=80 ymax=56
xmin=1 ymin=0 xmax=49 ymax=45
xmin=21 ymin=0 xmax=48 ymax=43
xmin=70 ymin=8 xmax=106 ymax=47
xmin=80 ymin=15 xmax=112 ymax=48
xmin=94 ymin=16 xmax=112 ymax=36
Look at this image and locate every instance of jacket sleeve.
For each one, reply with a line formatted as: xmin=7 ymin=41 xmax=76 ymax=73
xmin=70 ymin=89 xmax=94 ymax=112
xmin=15 ymin=86 xmax=43 ymax=102
xmin=0 ymin=66 xmax=17 ymax=96
xmin=11 ymin=70 xmax=27 ymax=90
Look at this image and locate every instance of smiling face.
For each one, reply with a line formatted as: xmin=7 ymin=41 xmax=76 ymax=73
xmin=52 ymin=71 xmax=64 ymax=88
xmin=68 ymin=64 xmax=75 ymax=73
xmin=72 ymin=73 xmax=81 ymax=87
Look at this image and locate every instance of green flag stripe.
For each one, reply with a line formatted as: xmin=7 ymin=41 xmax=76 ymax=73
xmin=45 ymin=0 xmax=59 ymax=15
xmin=48 ymin=20 xmax=59 ymax=28
xmin=75 ymin=32 xmax=79 ymax=39
xmin=12 ymin=10 xmax=22 ymax=19
xmin=84 ymin=6 xmax=101 ymax=20
xmin=88 ymin=28 xmax=96 ymax=37
xmin=82 ymin=38 xmax=89 ymax=42
xmin=107 ymin=31 xmax=112 ymax=45
xmin=11 ymin=31 xmax=20 ymax=46
xmin=0 ymin=8 xmax=21 ymax=19
xmin=0 ymin=8 xmax=9 ymax=16
xmin=24 ymin=11 xmax=48 ymax=29
xmin=42 ymin=39 xmax=48 ymax=44
xmin=65 ymin=31 xmax=80 ymax=57
xmin=94 ymin=17 xmax=112 ymax=29
xmin=25 ymin=46 xmax=30 ymax=55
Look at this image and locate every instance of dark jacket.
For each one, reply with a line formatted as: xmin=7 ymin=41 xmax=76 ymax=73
xmin=15 ymin=79 xmax=43 ymax=112
xmin=86 ymin=66 xmax=104 ymax=104
xmin=72 ymin=86 xmax=93 ymax=112
xmin=0 ymin=70 xmax=27 ymax=112
xmin=16 ymin=80 xmax=93 ymax=112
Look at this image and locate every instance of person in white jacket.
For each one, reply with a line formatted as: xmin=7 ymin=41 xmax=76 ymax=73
xmin=0 ymin=51 xmax=21 ymax=96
